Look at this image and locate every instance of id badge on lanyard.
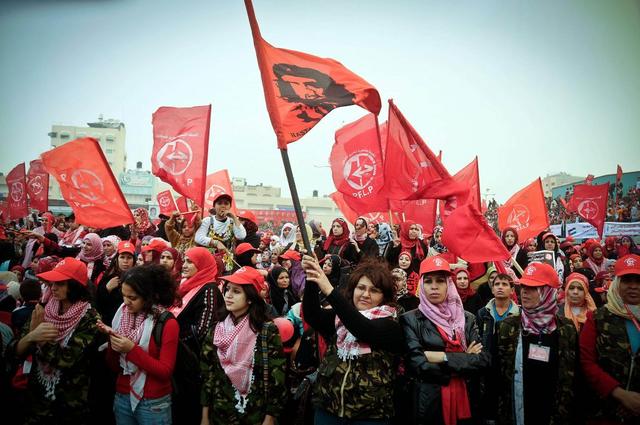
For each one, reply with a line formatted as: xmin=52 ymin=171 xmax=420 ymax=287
xmin=528 ymin=343 xmax=551 ymax=362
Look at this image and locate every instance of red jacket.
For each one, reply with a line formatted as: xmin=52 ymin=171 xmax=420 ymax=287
xmin=107 ymin=317 xmax=179 ymax=398
xmin=579 ymin=311 xmax=620 ymax=398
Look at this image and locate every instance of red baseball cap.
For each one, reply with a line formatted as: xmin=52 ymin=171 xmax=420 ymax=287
xmin=238 ymin=210 xmax=258 ymax=224
xmin=273 ymin=317 xmax=295 ymax=353
xmin=517 ymin=262 xmax=560 ymax=288
xmin=236 ymin=242 xmax=260 ymax=256
xmin=142 ymin=239 xmax=169 ymax=253
xmin=419 ymin=256 xmax=453 ymax=276
xmin=615 ymin=254 xmax=640 ymax=277
xmin=279 ymin=250 xmax=302 ymax=262
xmin=37 ymin=257 xmax=88 ymax=286
xmin=117 ymin=241 xmax=136 ymax=255
xmin=221 ymin=266 xmax=265 ymax=293
xmin=212 ymin=193 xmax=232 ymax=205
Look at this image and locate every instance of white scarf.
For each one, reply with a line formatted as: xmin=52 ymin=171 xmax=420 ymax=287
xmin=112 ymin=304 xmax=155 ymax=412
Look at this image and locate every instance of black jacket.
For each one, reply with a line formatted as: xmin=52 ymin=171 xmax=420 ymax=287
xmin=400 ymin=309 xmax=490 ymax=425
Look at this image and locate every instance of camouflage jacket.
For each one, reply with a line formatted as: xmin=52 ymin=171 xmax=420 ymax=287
xmin=200 ymin=321 xmax=287 ymax=425
xmin=312 ymin=339 xmax=397 ymax=420
xmin=591 ymin=307 xmax=640 ymax=420
xmin=13 ymin=307 xmax=100 ymax=424
xmin=496 ymin=315 xmax=578 ymax=425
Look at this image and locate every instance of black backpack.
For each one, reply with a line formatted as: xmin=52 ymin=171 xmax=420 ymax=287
xmin=152 ymin=311 xmax=201 ymax=393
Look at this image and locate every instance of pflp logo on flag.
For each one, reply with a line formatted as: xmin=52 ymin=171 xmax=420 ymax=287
xmin=10 ymin=182 xmax=24 ymax=202
xmin=61 ymin=169 xmax=108 ymax=207
xmin=155 ymin=138 xmax=194 ymax=177
xmin=28 ymin=175 xmax=44 ymax=195
xmin=577 ymin=200 xmax=599 ymax=220
xmin=507 ymin=204 xmax=531 ymax=230
xmin=343 ymin=150 xmax=377 ymax=192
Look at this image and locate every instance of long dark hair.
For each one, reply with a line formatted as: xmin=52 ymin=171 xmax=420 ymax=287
xmin=219 ymin=282 xmax=271 ymax=333
xmin=66 ymin=279 xmax=92 ymax=303
xmin=341 ymin=258 xmax=396 ymax=307
xmin=121 ymin=265 xmax=178 ymax=314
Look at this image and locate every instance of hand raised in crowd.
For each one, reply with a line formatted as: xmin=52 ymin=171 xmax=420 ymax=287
xmin=466 ymin=341 xmax=483 ymax=354
xmin=29 ymin=304 xmax=45 ymax=332
xmin=106 ymin=276 xmax=120 ymax=293
xmin=302 ymin=254 xmax=333 ymax=295
xmin=28 ymin=323 xmax=59 ymax=344
xmin=109 ymin=333 xmax=135 ymax=353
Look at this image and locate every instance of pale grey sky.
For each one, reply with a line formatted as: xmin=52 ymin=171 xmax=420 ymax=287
xmin=1 ymin=0 xmax=639 ymax=203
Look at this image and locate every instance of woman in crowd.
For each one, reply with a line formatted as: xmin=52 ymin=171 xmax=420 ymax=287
xmin=279 ymin=222 xmax=297 ymax=249
xmin=537 ymin=232 xmax=565 ymax=283
xmin=200 ymin=266 xmax=286 ymax=424
xmin=352 ymin=217 xmax=379 ymax=259
xmin=374 ymin=222 xmax=394 ymax=258
xmin=580 ymin=254 xmax=640 ymax=423
xmin=234 ymin=242 xmax=261 ymax=269
xmin=389 ymin=221 xmax=428 ymax=271
xmin=165 ymin=211 xmax=201 ymax=258
xmin=302 ymin=256 xmax=404 ymax=424
xmin=267 ymin=266 xmax=298 ymax=316
xmin=142 ymin=239 xmax=169 ymax=265
xmin=102 ymin=264 xmax=179 ymax=425
xmin=132 ymin=208 xmax=156 ymax=239
xmin=238 ymin=210 xmax=261 ymax=248
xmin=560 ymin=272 xmax=596 ymax=332
xmin=401 ymin=256 xmax=489 ymax=424
xmin=501 ymin=227 xmax=527 ymax=276
xmin=12 ymin=257 xmax=100 ymax=424
xmin=454 ymin=268 xmax=483 ymax=314
xmin=96 ymin=241 xmax=137 ymax=326
xmin=496 ymin=262 xmax=578 ymax=425
xmin=428 ymin=225 xmax=447 ymax=256
xmin=160 ymin=247 xmax=183 ymax=283
xmin=169 ymin=247 xmax=224 ymax=425
xmin=397 ymin=250 xmax=420 ymax=295
xmin=102 ymin=235 xmax=121 ymax=269
xmin=320 ymin=254 xmax=343 ymax=289
xmin=585 ymin=242 xmax=609 ymax=275
xmin=77 ymin=232 xmax=107 ymax=284
xmin=617 ymin=235 xmax=640 ymax=257
xmin=391 ymin=268 xmax=419 ymax=312
xmin=317 ymin=218 xmax=358 ymax=265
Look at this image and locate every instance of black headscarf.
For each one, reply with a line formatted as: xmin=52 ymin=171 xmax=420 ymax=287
xmin=324 ymin=254 xmax=342 ymax=288
xmin=267 ymin=266 xmax=298 ymax=316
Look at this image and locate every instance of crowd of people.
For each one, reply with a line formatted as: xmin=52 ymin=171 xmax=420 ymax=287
xmin=0 ymin=191 xmax=638 ymax=425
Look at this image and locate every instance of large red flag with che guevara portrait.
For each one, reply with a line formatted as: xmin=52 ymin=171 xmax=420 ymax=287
xmin=244 ymin=0 xmax=381 ymax=149
xmin=41 ymin=138 xmax=134 ymax=228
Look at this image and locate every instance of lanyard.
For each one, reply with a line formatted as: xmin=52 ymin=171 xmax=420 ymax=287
xmin=625 ymin=305 xmax=640 ymax=332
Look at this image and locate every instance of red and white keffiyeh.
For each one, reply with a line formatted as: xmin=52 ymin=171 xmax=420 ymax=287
xmin=521 ymin=286 xmax=558 ymax=334
xmin=335 ymin=304 xmax=396 ymax=361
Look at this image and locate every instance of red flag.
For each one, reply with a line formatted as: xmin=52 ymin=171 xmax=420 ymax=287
xmin=203 ymin=170 xmax=238 ymax=214
xmin=0 ymin=201 xmax=9 ymax=223
xmin=156 ymin=190 xmax=178 ymax=216
xmin=7 ymin=163 xmax=29 ymax=220
xmin=175 ymin=196 xmax=189 ymax=213
xmin=26 ymin=159 xmax=49 ymax=212
xmin=330 ymin=192 xmax=398 ymax=225
xmin=383 ymin=100 xmax=467 ymax=201
xmin=151 ymin=105 xmax=211 ymax=208
xmin=245 ymin=0 xmax=381 ymax=149
xmin=440 ymin=156 xmax=481 ymax=217
xmin=330 ymin=192 xmax=358 ymax=223
xmin=497 ymin=178 xmax=549 ymax=241
xmin=41 ymin=138 xmax=134 ymax=228
xmin=481 ymin=198 xmax=488 ymax=214
xmin=391 ymin=199 xmax=437 ymax=234
xmin=442 ymin=204 xmax=511 ymax=264
xmin=566 ymin=183 xmax=609 ymax=238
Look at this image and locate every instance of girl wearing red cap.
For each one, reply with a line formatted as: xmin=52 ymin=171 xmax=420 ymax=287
xmin=401 ymin=256 xmax=489 ymax=425
xmin=200 ymin=267 xmax=286 ymax=424
xmin=496 ymin=262 xmax=578 ymax=425
xmin=12 ymin=257 xmax=99 ymax=424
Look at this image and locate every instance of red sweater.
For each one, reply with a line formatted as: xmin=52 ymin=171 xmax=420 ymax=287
xmin=579 ymin=311 xmax=620 ymax=398
xmin=107 ymin=317 xmax=179 ymax=398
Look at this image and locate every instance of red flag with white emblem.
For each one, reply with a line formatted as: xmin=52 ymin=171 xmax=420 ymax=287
xmin=566 ymin=183 xmax=609 ymax=238
xmin=497 ymin=178 xmax=549 ymax=241
xmin=41 ymin=138 xmax=134 ymax=228
xmin=7 ymin=163 xmax=28 ymax=220
xmin=203 ymin=170 xmax=238 ymax=214
xmin=152 ymin=105 xmax=211 ymax=208
xmin=27 ymin=159 xmax=49 ymax=212
xmin=156 ymin=190 xmax=178 ymax=216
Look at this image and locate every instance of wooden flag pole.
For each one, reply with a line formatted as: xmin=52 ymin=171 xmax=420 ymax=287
xmin=280 ymin=149 xmax=313 ymax=254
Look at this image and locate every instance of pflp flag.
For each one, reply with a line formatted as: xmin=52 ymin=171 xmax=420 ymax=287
xmin=330 ymin=192 xmax=399 ymax=225
xmin=497 ymin=178 xmax=549 ymax=241
xmin=7 ymin=163 xmax=28 ymax=220
xmin=244 ymin=0 xmax=381 ymax=149
xmin=440 ymin=156 xmax=481 ymax=218
xmin=41 ymin=138 xmax=134 ymax=228
xmin=203 ymin=169 xmax=238 ymax=215
xmin=383 ymin=100 xmax=467 ymax=201
xmin=157 ymin=190 xmax=178 ymax=217
xmin=566 ymin=182 xmax=609 ymax=238
xmin=391 ymin=199 xmax=438 ymax=235
xmin=27 ymin=159 xmax=49 ymax=212
xmin=152 ymin=105 xmax=211 ymax=208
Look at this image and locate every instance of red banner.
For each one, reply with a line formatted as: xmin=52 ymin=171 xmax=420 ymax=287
xmin=391 ymin=199 xmax=438 ymax=236
xmin=26 ymin=159 xmax=49 ymax=212
xmin=156 ymin=190 xmax=178 ymax=216
xmin=330 ymin=192 xmax=401 ymax=225
xmin=497 ymin=178 xmax=549 ymax=241
xmin=440 ymin=156 xmax=481 ymax=218
xmin=566 ymin=183 xmax=609 ymax=238
xmin=203 ymin=170 xmax=238 ymax=214
xmin=383 ymin=100 xmax=467 ymax=201
xmin=41 ymin=138 xmax=134 ymax=228
xmin=245 ymin=0 xmax=381 ymax=149
xmin=152 ymin=105 xmax=211 ymax=208
xmin=7 ymin=163 xmax=29 ymax=220
xmin=245 ymin=209 xmax=306 ymax=224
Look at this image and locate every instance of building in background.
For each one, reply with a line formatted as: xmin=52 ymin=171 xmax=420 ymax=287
xmin=551 ymin=170 xmax=640 ymax=199
xmin=541 ymin=172 xmax=583 ymax=197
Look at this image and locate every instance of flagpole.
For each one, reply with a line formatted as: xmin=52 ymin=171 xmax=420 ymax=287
xmin=280 ymin=149 xmax=313 ymax=254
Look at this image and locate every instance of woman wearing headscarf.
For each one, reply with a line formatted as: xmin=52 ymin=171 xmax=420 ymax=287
xmin=267 ymin=266 xmax=298 ymax=316
xmin=428 ymin=225 xmax=447 ymax=256
xmin=496 ymin=262 xmax=578 ymax=425
xmin=96 ymin=241 xmax=137 ymax=326
xmin=317 ymin=218 xmax=358 ymax=265
xmin=559 ymin=273 xmax=597 ymax=332
xmin=502 ymin=227 xmax=526 ymax=277
xmin=617 ymin=235 xmax=640 ymax=257
xmin=454 ymin=269 xmax=483 ymax=314
xmin=101 ymin=235 xmax=121 ymax=269
xmin=165 ymin=211 xmax=201 ymax=258
xmin=132 ymin=208 xmax=156 ymax=239
xmin=398 ymin=250 xmax=420 ymax=295
xmin=375 ymin=223 xmax=394 ymax=257
xmin=279 ymin=223 xmax=297 ymax=249
xmin=77 ymin=232 xmax=107 ymax=284
xmin=286 ymin=223 xmax=314 ymax=253
xmin=169 ymin=247 xmax=224 ymax=425
xmin=391 ymin=268 xmax=419 ymax=312
xmin=400 ymin=256 xmax=489 ymax=425
xmin=11 ymin=258 xmax=99 ymax=424
xmin=320 ymin=254 xmax=342 ymax=289
xmin=351 ymin=217 xmax=379 ymax=260
xmin=159 ymin=246 xmax=184 ymax=284
xmin=585 ymin=242 xmax=608 ymax=275
xmin=388 ymin=221 xmax=428 ymax=271
xmin=537 ymin=231 xmax=565 ymax=284
xmin=580 ymin=254 xmax=640 ymax=423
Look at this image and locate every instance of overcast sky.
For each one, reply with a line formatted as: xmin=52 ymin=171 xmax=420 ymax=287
xmin=1 ymin=0 xmax=639 ymax=203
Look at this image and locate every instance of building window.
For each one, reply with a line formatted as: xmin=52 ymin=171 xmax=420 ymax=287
xmin=106 ymin=148 xmax=114 ymax=154
xmin=106 ymin=136 xmax=115 ymax=142
xmin=60 ymin=133 xmax=70 ymax=139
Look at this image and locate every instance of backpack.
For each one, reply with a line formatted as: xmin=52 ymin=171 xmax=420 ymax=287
xmin=152 ymin=311 xmax=201 ymax=393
